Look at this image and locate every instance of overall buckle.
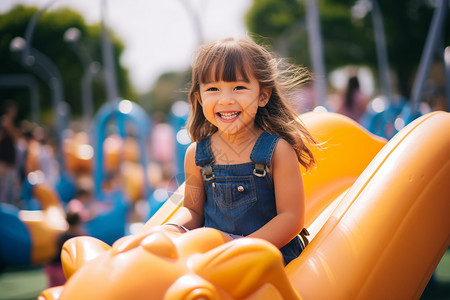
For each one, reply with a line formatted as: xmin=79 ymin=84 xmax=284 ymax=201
xmin=253 ymin=162 xmax=267 ymax=177
xmin=202 ymin=165 xmax=215 ymax=181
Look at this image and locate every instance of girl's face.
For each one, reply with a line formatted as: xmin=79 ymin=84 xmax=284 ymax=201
xmin=196 ymin=68 xmax=270 ymax=137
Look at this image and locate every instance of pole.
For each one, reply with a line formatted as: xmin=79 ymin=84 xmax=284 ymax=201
xmin=101 ymin=0 xmax=119 ymax=102
xmin=305 ymin=0 xmax=327 ymax=107
xmin=370 ymin=0 xmax=393 ymax=101
xmin=410 ymin=0 xmax=448 ymax=114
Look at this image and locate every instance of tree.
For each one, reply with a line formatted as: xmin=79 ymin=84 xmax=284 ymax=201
xmin=246 ymin=0 xmax=449 ymax=98
xmin=138 ymin=71 xmax=188 ymax=118
xmin=0 ymin=5 xmax=136 ymax=126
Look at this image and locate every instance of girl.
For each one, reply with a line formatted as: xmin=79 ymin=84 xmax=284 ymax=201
xmin=164 ymin=37 xmax=317 ymax=265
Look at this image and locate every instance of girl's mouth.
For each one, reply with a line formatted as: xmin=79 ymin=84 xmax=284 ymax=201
xmin=217 ymin=112 xmax=240 ymax=121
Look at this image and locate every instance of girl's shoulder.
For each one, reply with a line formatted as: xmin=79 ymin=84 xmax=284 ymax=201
xmin=184 ymin=142 xmax=203 ymax=172
xmin=271 ymin=138 xmax=298 ymax=166
xmin=185 ymin=142 xmax=197 ymax=163
xmin=186 ymin=141 xmax=197 ymax=153
xmin=185 ymin=134 xmax=211 ymax=155
xmin=186 ymin=138 xmax=214 ymax=168
xmin=273 ymin=137 xmax=295 ymax=153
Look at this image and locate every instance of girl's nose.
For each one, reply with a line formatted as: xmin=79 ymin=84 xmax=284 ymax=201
xmin=217 ymin=91 xmax=235 ymax=105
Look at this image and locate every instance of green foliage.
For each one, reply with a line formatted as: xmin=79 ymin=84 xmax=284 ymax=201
xmin=246 ymin=0 xmax=449 ymax=97
xmin=138 ymin=71 xmax=190 ymax=118
xmin=246 ymin=0 xmax=304 ymax=38
xmin=0 ymin=5 xmax=136 ymax=126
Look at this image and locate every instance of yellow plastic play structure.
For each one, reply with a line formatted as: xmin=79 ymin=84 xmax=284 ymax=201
xmin=21 ymin=183 xmax=68 ymax=264
xmin=0 ymin=182 xmax=68 ymax=266
xmin=38 ymin=111 xmax=449 ymax=300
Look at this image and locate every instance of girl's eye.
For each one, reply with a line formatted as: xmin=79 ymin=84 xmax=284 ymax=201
xmin=234 ymin=86 xmax=246 ymax=90
xmin=206 ymin=87 xmax=218 ymax=92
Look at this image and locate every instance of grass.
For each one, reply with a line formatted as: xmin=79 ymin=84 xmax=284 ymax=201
xmin=0 ymin=249 xmax=449 ymax=299
xmin=0 ymin=267 xmax=47 ymax=300
xmin=421 ymin=248 xmax=450 ymax=300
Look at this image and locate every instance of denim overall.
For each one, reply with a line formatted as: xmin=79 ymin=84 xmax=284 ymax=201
xmin=195 ymin=131 xmax=304 ymax=265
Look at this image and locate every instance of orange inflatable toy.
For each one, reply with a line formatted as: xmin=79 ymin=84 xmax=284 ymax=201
xmin=38 ymin=111 xmax=449 ymax=299
xmin=40 ymin=228 xmax=300 ymax=300
xmin=286 ymin=111 xmax=450 ymax=299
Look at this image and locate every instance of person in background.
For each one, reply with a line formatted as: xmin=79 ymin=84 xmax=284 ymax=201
xmin=336 ymin=76 xmax=369 ymax=123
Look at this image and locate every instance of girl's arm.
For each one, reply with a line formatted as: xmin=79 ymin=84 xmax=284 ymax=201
xmin=163 ymin=142 xmax=205 ymax=231
xmin=247 ymin=139 xmax=305 ymax=248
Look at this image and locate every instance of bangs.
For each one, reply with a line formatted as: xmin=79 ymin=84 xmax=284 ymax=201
xmin=199 ymin=44 xmax=251 ymax=83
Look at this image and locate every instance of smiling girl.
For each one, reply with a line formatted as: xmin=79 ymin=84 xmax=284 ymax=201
xmin=164 ymin=37 xmax=317 ymax=265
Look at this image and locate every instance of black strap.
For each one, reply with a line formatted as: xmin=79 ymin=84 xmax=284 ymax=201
xmin=299 ymin=228 xmax=310 ymax=248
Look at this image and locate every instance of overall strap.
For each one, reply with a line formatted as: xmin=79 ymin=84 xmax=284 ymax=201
xmin=195 ymin=135 xmax=215 ymax=167
xmin=250 ymin=132 xmax=281 ymax=177
xmin=195 ymin=135 xmax=216 ymax=181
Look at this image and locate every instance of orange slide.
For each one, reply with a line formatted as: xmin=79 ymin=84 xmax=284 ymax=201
xmin=287 ymin=111 xmax=450 ymax=299
xmin=38 ymin=111 xmax=449 ymax=300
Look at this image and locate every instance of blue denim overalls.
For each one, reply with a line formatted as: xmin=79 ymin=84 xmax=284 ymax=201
xmin=195 ymin=131 xmax=304 ymax=265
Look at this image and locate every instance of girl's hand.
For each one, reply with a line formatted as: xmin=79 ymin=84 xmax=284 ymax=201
xmin=162 ymin=223 xmax=189 ymax=233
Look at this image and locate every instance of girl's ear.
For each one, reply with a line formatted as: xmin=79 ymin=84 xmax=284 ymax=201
xmin=195 ymin=92 xmax=202 ymax=106
xmin=258 ymin=87 xmax=271 ymax=107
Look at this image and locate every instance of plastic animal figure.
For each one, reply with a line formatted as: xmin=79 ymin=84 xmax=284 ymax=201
xmin=39 ymin=227 xmax=300 ymax=300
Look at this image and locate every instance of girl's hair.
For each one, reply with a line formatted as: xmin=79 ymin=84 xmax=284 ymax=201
xmin=187 ymin=37 xmax=317 ymax=170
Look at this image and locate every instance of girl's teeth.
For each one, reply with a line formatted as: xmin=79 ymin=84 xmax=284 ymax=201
xmin=220 ymin=112 xmax=239 ymax=120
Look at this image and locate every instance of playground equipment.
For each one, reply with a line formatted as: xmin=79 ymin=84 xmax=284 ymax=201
xmin=361 ymin=0 xmax=448 ymax=139
xmin=64 ymin=131 xmax=93 ymax=175
xmin=286 ymin=110 xmax=449 ymax=299
xmin=0 ymin=181 xmax=67 ymax=267
xmin=37 ymin=111 xmax=449 ymax=299
xmin=83 ymin=98 xmax=159 ymax=245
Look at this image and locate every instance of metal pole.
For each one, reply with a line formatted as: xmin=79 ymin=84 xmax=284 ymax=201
xmin=27 ymin=47 xmax=67 ymax=171
xmin=177 ymin=0 xmax=205 ymax=45
xmin=18 ymin=0 xmax=67 ymax=171
xmin=369 ymin=0 xmax=393 ymax=101
xmin=23 ymin=0 xmax=59 ymax=64
xmin=81 ymin=64 xmax=98 ymax=127
xmin=11 ymin=36 xmax=67 ymax=171
xmin=101 ymin=0 xmax=119 ymax=102
xmin=445 ymin=46 xmax=450 ymax=110
xmin=410 ymin=0 xmax=448 ymax=114
xmin=64 ymin=27 xmax=99 ymax=131
xmin=305 ymin=0 xmax=327 ymax=107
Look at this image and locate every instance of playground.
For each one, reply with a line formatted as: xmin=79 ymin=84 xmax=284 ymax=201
xmin=0 ymin=0 xmax=449 ymax=299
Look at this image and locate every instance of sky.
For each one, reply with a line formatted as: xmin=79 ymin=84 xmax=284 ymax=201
xmin=0 ymin=0 xmax=253 ymax=93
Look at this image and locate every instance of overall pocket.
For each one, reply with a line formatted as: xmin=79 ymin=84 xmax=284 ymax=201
xmin=213 ymin=175 xmax=257 ymax=209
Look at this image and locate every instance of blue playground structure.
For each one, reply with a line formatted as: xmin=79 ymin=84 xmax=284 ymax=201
xmin=0 ymin=203 xmax=32 ymax=267
xmin=88 ymin=98 xmax=157 ymax=245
